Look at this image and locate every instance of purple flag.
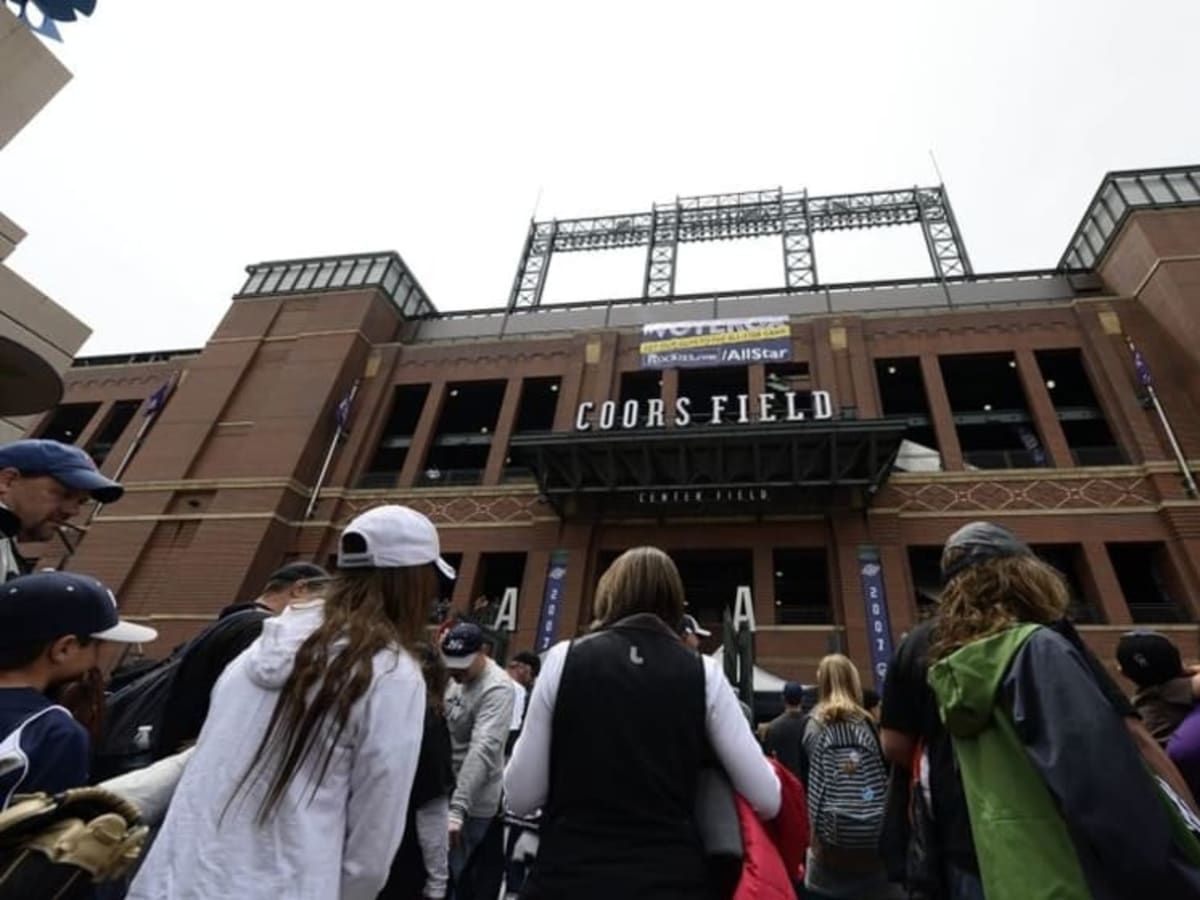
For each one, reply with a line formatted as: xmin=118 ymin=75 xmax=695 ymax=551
xmin=334 ymin=390 xmax=354 ymax=433
xmin=144 ymin=380 xmax=172 ymax=417
xmin=1130 ymin=344 xmax=1154 ymax=389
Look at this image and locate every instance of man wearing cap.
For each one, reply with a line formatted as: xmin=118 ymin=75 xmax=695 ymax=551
xmin=0 ymin=571 xmax=156 ymax=807
xmin=1118 ymin=630 xmax=1200 ymax=745
xmin=679 ymin=613 xmax=711 ymax=651
xmin=0 ymin=439 xmax=124 ymax=580
xmin=153 ymin=561 xmax=331 ymax=758
xmin=763 ymin=681 xmax=810 ymax=783
xmin=441 ymin=621 xmax=514 ymax=899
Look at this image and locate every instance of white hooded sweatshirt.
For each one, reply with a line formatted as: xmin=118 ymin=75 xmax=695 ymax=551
xmin=128 ymin=599 xmax=425 ymax=900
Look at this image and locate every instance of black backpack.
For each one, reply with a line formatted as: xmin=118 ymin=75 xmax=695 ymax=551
xmin=92 ymin=655 xmax=184 ymax=782
xmin=93 ymin=609 xmax=265 ymax=781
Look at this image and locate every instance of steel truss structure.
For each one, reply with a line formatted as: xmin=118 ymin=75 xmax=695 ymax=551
xmin=507 ymin=184 xmax=973 ymax=311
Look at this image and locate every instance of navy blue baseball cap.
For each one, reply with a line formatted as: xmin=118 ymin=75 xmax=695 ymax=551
xmin=0 ymin=571 xmax=157 ymax=652
xmin=0 ymin=440 xmax=124 ymax=503
xmin=441 ymin=622 xmax=483 ymax=670
xmin=783 ymin=681 xmax=805 ymax=705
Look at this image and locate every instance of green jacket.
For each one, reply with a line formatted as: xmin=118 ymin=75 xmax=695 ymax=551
xmin=929 ymin=624 xmax=1200 ymax=900
xmin=929 ymin=624 xmax=1090 ymax=899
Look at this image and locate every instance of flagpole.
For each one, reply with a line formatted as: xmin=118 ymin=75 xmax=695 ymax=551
xmin=305 ymin=380 xmax=360 ymax=520
xmin=1127 ymin=337 xmax=1198 ymax=499
xmin=86 ymin=375 xmax=178 ymax=526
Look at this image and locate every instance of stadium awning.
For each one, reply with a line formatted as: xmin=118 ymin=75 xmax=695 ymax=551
xmin=508 ymin=419 xmax=906 ymax=519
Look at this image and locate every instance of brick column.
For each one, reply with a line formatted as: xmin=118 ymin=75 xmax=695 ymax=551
xmin=398 ymin=381 xmax=446 ymax=487
xmin=661 ymin=368 xmax=679 ymax=429
xmin=513 ymin=548 xmax=550 ymax=652
xmin=1078 ymin=541 xmax=1131 ymax=625
xmin=1078 ymin=307 xmax=1163 ymax=463
xmin=748 ymin=364 xmax=766 ymax=420
xmin=451 ymin=550 xmax=482 ymax=614
xmin=919 ymin=354 xmax=963 ymax=471
xmin=846 ymin=321 xmax=881 ymax=418
xmin=483 ymin=377 xmax=524 ymax=485
xmin=1015 ymin=348 xmax=1073 ymax=468
xmin=76 ymin=400 xmax=112 ymax=452
xmin=828 ymin=512 xmax=871 ymax=667
xmin=752 ymin=542 xmax=777 ymax=625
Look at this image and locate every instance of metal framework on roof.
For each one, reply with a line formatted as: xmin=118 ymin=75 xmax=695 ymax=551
xmin=507 ymin=185 xmax=973 ymax=311
xmin=1059 ymin=165 xmax=1200 ymax=270
xmin=237 ymin=251 xmax=437 ymax=318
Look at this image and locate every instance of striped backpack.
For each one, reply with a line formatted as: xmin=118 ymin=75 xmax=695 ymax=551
xmin=806 ymin=716 xmax=888 ymax=851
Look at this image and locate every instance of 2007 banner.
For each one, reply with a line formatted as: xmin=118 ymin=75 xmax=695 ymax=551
xmin=639 ymin=316 xmax=792 ymax=369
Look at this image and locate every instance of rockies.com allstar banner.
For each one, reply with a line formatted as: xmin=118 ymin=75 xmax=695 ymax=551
xmin=857 ymin=546 xmax=896 ymax=693
xmin=639 ymin=316 xmax=792 ymax=370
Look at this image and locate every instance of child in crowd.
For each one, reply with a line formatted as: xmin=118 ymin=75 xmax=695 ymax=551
xmin=1118 ymin=630 xmax=1200 ymax=745
xmin=0 ymin=571 xmax=157 ymax=807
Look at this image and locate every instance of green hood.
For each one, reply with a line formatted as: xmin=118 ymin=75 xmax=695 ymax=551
xmin=928 ymin=624 xmax=1040 ymax=738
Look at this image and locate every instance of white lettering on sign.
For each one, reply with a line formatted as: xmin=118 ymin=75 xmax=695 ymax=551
xmin=636 ymin=487 xmax=770 ymax=505
xmin=574 ymin=390 xmax=834 ymax=431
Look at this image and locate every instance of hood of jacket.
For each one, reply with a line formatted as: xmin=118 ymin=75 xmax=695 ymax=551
xmin=242 ymin=598 xmax=325 ymax=690
xmin=927 ymin=623 xmax=1040 ymax=739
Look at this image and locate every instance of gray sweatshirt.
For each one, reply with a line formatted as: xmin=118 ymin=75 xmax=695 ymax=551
xmin=445 ymin=658 xmax=514 ymax=823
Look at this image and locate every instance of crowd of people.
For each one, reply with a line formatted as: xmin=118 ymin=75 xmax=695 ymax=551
xmin=3 ymin=436 xmax=1200 ymax=898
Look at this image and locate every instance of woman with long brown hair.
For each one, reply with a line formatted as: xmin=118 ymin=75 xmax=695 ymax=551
xmin=925 ymin=521 xmax=1200 ymax=899
xmin=129 ymin=506 xmax=456 ymax=900
xmin=504 ymin=546 xmax=780 ymax=899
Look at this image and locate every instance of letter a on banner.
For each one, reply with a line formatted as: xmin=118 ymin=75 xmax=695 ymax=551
xmin=857 ymin=546 xmax=896 ymax=693
xmin=493 ymin=587 xmax=518 ymax=633
xmin=732 ymin=585 xmax=757 ymax=633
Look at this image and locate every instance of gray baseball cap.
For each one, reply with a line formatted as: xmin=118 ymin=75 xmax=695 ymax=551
xmin=942 ymin=521 xmax=1032 ymax=581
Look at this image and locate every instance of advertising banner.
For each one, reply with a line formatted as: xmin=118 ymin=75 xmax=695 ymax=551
xmin=534 ymin=550 xmax=570 ymax=653
xmin=856 ymin=546 xmax=896 ymax=693
xmin=639 ymin=316 xmax=791 ymax=369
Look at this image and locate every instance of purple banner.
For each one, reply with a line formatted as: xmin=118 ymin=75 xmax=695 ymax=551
xmin=857 ymin=547 xmax=896 ymax=693
xmin=535 ymin=550 xmax=570 ymax=652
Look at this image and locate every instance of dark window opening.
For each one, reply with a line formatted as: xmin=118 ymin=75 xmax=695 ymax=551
xmin=878 ymin=358 xmax=941 ymax=471
xmin=514 ymin=378 xmax=560 ymax=433
xmin=941 ymin=354 xmax=1044 ymax=470
xmin=467 ymin=552 xmax=527 ymax=630
xmin=420 ymin=380 xmax=507 ymax=486
xmin=436 ymin=380 xmax=506 ymax=434
xmin=505 ymin=377 xmax=562 ymax=482
xmin=1107 ymin=543 xmax=1187 ymax=623
xmin=907 ymin=546 xmax=943 ymax=616
xmin=773 ymin=548 xmax=832 ymax=625
xmin=671 ymin=549 xmax=753 ymax=642
xmin=876 ymin=358 xmax=929 ymax=416
xmin=765 ymin=362 xmax=810 ymax=393
xmin=87 ymin=400 xmax=142 ymax=467
xmin=1035 ymin=349 xmax=1125 ymax=466
xmin=360 ymin=384 xmax=430 ymax=487
xmin=38 ymin=403 xmax=101 ymax=445
xmin=958 ymin=423 xmax=1045 ymax=470
xmin=678 ymin=367 xmax=750 ymax=423
xmin=1032 ymin=544 xmax=1101 ymax=623
xmin=420 ymin=440 xmax=491 ymax=486
xmin=619 ymin=370 xmax=662 ymax=407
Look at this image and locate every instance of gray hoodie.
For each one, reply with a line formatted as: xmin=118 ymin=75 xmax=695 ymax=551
xmin=445 ymin=656 xmax=514 ymax=823
xmin=128 ymin=599 xmax=426 ymax=900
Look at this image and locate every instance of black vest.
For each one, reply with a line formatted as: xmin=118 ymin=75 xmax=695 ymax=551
xmin=523 ymin=613 xmax=709 ymax=900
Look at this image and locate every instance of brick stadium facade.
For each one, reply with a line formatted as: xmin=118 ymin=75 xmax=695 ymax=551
xmin=24 ymin=166 xmax=1200 ymax=683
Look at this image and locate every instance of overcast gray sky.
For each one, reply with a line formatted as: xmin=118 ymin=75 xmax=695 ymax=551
xmin=3 ymin=0 xmax=1199 ymax=354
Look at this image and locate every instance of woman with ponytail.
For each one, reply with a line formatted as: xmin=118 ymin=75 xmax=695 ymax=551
xmin=129 ymin=506 xmax=456 ymax=900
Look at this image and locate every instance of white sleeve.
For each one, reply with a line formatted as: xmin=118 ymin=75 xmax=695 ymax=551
xmin=415 ymin=796 xmax=450 ymax=899
xmin=503 ymin=641 xmax=568 ymax=815
xmin=340 ymin=657 xmax=427 ymax=900
xmin=703 ymin=656 xmax=780 ymax=819
xmin=510 ymin=680 xmax=526 ymax=731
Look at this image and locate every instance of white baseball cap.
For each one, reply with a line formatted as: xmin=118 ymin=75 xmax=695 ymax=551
xmin=338 ymin=505 xmax=456 ymax=579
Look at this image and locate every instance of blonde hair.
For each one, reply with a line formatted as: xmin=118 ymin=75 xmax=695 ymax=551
xmin=812 ymin=654 xmax=866 ymax=724
xmin=932 ymin=551 xmax=1069 ymax=661
xmin=592 ymin=547 xmax=686 ymax=630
